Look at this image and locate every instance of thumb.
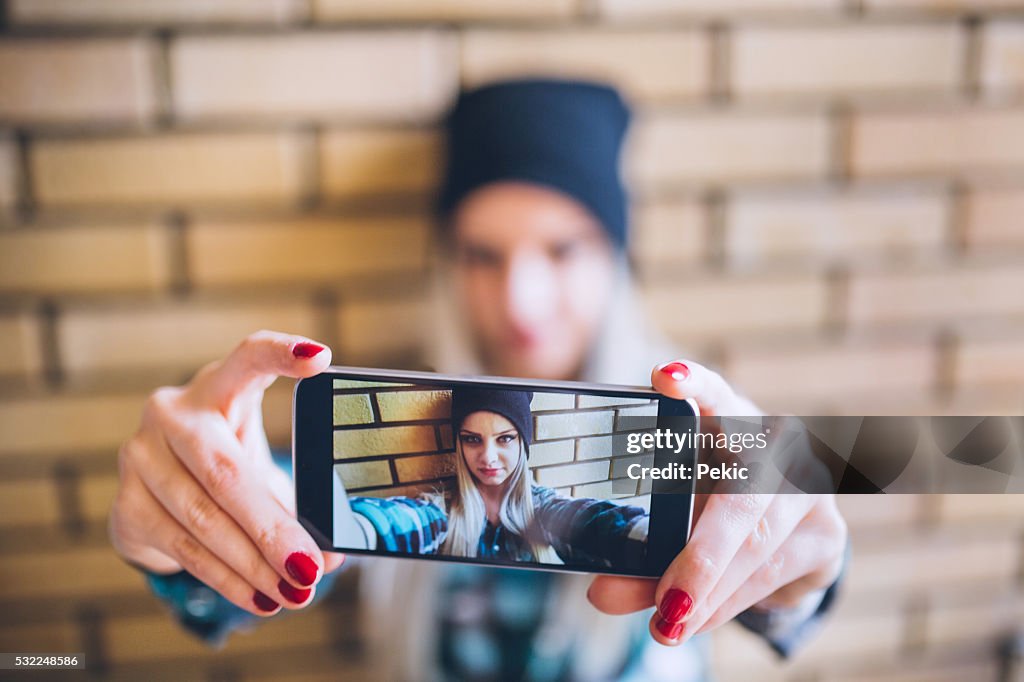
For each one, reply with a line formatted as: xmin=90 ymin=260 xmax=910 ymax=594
xmin=191 ymin=330 xmax=332 ymax=412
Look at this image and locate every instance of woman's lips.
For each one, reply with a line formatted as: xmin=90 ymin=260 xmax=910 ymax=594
xmin=479 ymin=467 xmax=503 ymax=478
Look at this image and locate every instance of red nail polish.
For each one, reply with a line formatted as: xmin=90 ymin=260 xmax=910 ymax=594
xmin=292 ymin=342 xmax=325 ymax=359
xmin=660 ymin=588 xmax=693 ymax=622
xmin=285 ymin=552 xmax=319 ymax=586
xmin=254 ymin=590 xmax=279 ymax=612
xmin=655 ymin=616 xmax=684 ymax=640
xmin=659 ymin=362 xmax=690 ymax=382
xmin=278 ymin=579 xmax=312 ymax=604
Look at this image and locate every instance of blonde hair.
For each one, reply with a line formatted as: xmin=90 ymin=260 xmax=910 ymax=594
xmin=433 ymin=425 xmax=560 ymax=564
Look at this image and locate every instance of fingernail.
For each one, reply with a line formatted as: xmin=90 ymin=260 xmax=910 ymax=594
xmin=292 ymin=342 xmax=325 ymax=359
xmin=659 ymin=362 xmax=690 ymax=382
xmin=659 ymin=588 xmax=693 ymax=622
xmin=655 ymin=616 xmax=684 ymax=640
xmin=278 ymin=579 xmax=312 ymax=604
xmin=286 ymin=551 xmax=319 ymax=586
xmin=254 ymin=590 xmax=279 ymax=612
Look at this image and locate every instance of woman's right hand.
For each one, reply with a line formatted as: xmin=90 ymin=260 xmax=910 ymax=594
xmin=109 ymin=330 xmax=344 ymax=616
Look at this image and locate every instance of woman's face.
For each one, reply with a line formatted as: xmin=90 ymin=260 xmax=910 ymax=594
xmin=451 ymin=182 xmax=616 ymax=381
xmin=457 ymin=410 xmax=522 ymax=488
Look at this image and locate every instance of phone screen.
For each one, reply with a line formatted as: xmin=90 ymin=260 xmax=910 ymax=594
xmin=295 ymin=370 xmax=697 ymax=577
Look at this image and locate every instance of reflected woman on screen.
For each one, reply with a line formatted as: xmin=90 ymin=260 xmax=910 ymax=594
xmin=337 ymin=387 xmax=649 ymax=570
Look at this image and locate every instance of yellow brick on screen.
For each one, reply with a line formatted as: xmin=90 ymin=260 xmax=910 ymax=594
xmin=527 ymin=440 xmax=575 ymax=466
xmin=0 ymin=224 xmax=172 ymax=295
xmin=533 ymin=460 xmax=610 ymax=488
xmin=395 ymin=453 xmax=456 ymax=482
xmin=171 ymin=32 xmax=457 ymax=121
xmin=376 ymin=390 xmax=451 ymax=422
xmin=0 ymin=38 xmax=157 ymax=124
xmin=461 ymin=29 xmax=709 ymax=102
xmin=334 ymin=460 xmax=393 ymax=489
xmin=31 ymin=132 xmax=308 ymax=206
xmin=333 ymin=394 xmax=374 ymax=426
xmin=534 ymin=410 xmax=614 ymax=440
xmin=334 ymin=425 xmax=436 ymax=458
xmin=530 ymin=392 xmax=575 ymax=411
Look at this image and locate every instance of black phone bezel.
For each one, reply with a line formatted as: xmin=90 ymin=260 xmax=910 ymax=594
xmin=294 ymin=368 xmax=697 ymax=578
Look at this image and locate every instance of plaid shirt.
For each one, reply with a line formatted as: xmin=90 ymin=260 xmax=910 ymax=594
xmin=349 ymin=485 xmax=649 ymax=571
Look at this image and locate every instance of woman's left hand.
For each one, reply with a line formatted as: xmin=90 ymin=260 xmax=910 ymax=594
xmin=585 ymin=359 xmax=848 ymax=645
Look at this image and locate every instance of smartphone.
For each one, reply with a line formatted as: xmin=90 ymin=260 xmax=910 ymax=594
xmin=294 ymin=367 xmax=698 ymax=578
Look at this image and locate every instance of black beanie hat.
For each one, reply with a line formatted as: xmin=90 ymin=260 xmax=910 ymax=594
xmin=450 ymin=386 xmax=534 ymax=456
xmin=436 ymin=78 xmax=631 ymax=249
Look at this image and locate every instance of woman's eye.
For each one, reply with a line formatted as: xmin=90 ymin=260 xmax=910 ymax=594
xmin=459 ymin=434 xmax=481 ymax=444
xmin=497 ymin=434 xmax=517 ymax=444
xmin=549 ymin=240 xmax=580 ymax=262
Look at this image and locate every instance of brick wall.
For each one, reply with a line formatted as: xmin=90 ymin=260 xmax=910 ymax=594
xmin=1 ymin=2 xmax=1022 ymax=680
xmin=332 ymin=380 xmax=656 ymax=503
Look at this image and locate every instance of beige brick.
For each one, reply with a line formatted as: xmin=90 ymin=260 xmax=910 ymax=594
xmin=335 ymin=460 xmax=393 ymax=489
xmin=80 ymin=473 xmax=119 ymax=522
xmin=0 ymin=224 xmax=171 ymax=295
xmin=615 ymin=403 xmax=658 ymax=420
xmin=0 ymin=38 xmax=156 ymax=124
xmin=320 ymin=129 xmax=440 ymax=199
xmin=982 ymin=22 xmax=1024 ymax=95
xmin=733 ymin=25 xmax=963 ymax=98
xmin=377 ymin=389 xmax=451 ymax=422
xmin=9 ymin=0 xmax=308 ymax=25
xmin=172 ymin=32 xmax=457 ymax=121
xmin=851 ymin=107 xmax=1024 ymax=178
xmin=0 ymin=478 xmax=60 ymax=526
xmin=187 ymin=216 xmax=429 ymax=288
xmin=58 ymin=300 xmax=318 ymax=374
xmin=632 ymin=200 xmax=708 ymax=269
xmin=938 ymin=494 xmax=1024 ymax=523
xmin=866 ymin=0 xmax=1024 ymax=13
xmin=0 ymin=547 xmax=146 ymax=598
xmin=610 ymin=453 xmax=655 ymax=478
xmin=0 ymin=392 xmax=147 ymax=457
xmin=571 ymin=480 xmax=623 ymax=498
xmin=956 ymin=336 xmax=1024 ymax=386
xmin=847 ymin=263 xmax=1024 ymax=326
xmin=729 ymin=342 xmax=937 ymax=407
xmin=726 ymin=189 xmax=948 ymax=267
xmin=965 ymin=188 xmax=1024 ymax=251
xmin=598 ymin=0 xmax=841 ymax=19
xmin=528 ymin=439 xmax=574 ymax=466
xmin=530 ymin=392 xmax=575 ymax=411
xmin=461 ymin=30 xmax=709 ymax=101
xmin=395 ymin=453 xmax=456 ymax=482
xmin=641 ymin=275 xmax=828 ymax=342
xmin=0 ymin=311 xmax=44 ymax=378
xmin=335 ymin=296 xmax=428 ymax=364
xmin=334 ymin=424 xmax=436 ymax=458
xmin=0 ymin=136 xmax=17 ymax=209
xmin=846 ymin=535 xmax=1018 ymax=595
xmin=535 ymin=410 xmax=615 ymax=440
xmin=533 ymin=460 xmax=610 ymax=488
xmin=333 ymin=393 xmax=374 ymax=426
xmin=629 ymin=112 xmax=830 ymax=189
xmin=314 ymin=0 xmax=577 ymax=20
xmin=31 ymin=132 xmax=308 ymax=207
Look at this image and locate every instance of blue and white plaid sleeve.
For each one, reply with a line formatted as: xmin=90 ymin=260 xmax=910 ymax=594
xmin=349 ymin=496 xmax=448 ymax=554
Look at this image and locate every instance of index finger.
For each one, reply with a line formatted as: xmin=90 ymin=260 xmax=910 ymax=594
xmin=191 ymin=330 xmax=332 ymax=411
xmin=651 ymin=360 xmax=759 ymax=417
xmin=651 ymin=493 xmax=772 ymax=641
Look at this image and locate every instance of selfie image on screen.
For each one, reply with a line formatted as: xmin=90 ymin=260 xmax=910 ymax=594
xmin=331 ymin=379 xmax=658 ymax=571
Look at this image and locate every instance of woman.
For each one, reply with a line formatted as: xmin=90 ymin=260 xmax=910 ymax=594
xmin=339 ymin=387 xmax=649 ymax=572
xmin=110 ymin=79 xmax=847 ymax=680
